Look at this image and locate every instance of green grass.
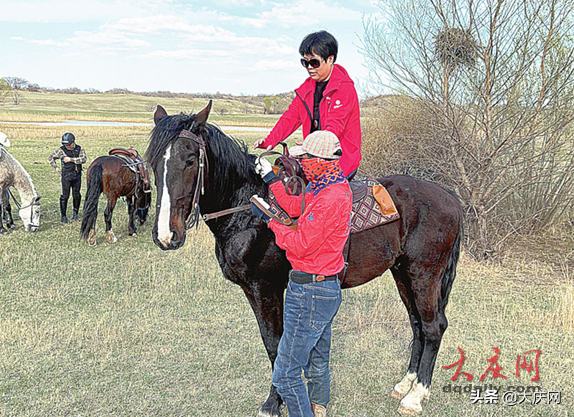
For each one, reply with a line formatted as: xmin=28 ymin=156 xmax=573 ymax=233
xmin=0 ymin=91 xmax=279 ymax=126
xmin=0 ymin=112 xmax=572 ymax=416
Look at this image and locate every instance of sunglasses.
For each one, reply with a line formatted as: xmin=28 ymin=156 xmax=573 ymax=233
xmin=300 ymin=57 xmax=324 ymax=69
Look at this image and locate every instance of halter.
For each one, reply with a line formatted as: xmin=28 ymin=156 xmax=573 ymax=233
xmin=7 ymin=187 xmax=41 ymax=231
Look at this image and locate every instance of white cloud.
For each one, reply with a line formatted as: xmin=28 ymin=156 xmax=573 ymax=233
xmin=0 ymin=0 xmax=149 ymax=23
xmin=239 ymin=0 xmax=363 ymax=28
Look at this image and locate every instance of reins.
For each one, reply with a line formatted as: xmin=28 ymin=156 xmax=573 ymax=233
xmin=7 ymin=187 xmax=41 ymax=230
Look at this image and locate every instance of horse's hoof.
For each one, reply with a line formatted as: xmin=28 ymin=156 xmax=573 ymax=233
xmin=257 ymin=411 xmax=281 ymax=417
xmin=397 ymin=404 xmax=422 ymax=416
xmin=7 ymin=223 xmax=17 ymax=229
xmin=0 ymin=228 xmax=8 ymax=234
xmin=130 ymin=232 xmax=137 ymax=237
xmin=105 ymin=231 xmax=118 ymax=244
xmin=398 ymin=383 xmax=428 ymax=416
xmin=88 ymin=229 xmax=97 ymax=246
xmin=391 ymin=389 xmax=406 ymax=400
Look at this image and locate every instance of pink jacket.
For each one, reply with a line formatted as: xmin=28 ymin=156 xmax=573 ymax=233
xmin=262 ymin=64 xmax=362 ymax=176
xmin=269 ymin=180 xmax=352 ymax=276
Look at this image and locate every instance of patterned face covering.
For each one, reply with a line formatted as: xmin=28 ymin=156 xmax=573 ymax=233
xmin=299 ymin=157 xmax=346 ymax=195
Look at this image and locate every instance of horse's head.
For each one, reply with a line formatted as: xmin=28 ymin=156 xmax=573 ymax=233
xmin=20 ymin=195 xmax=41 ymax=232
xmin=136 ymin=190 xmax=152 ymax=225
xmin=146 ymin=101 xmax=212 ymax=250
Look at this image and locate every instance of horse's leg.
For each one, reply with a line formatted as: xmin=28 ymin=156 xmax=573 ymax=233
xmin=397 ymin=263 xmax=448 ymax=416
xmin=127 ymin=195 xmax=137 ymax=236
xmin=390 ymin=262 xmax=423 ymax=401
xmin=241 ymin=282 xmax=285 ymax=417
xmin=2 ymin=191 xmax=15 ymax=229
xmin=0 ymin=190 xmax=6 ymax=234
xmin=104 ymin=196 xmax=118 ymax=244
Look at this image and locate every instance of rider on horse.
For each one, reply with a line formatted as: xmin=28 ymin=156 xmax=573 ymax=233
xmin=254 ymin=30 xmax=362 ymax=180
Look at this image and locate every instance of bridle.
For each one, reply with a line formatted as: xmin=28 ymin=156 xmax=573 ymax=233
xmin=174 ymin=129 xmax=303 ymax=230
xmin=7 ymin=187 xmax=41 ymax=231
xmin=176 ymin=127 xmax=248 ymax=230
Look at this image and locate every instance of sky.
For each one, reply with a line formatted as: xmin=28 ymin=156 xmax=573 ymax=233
xmin=0 ymin=0 xmax=381 ymax=96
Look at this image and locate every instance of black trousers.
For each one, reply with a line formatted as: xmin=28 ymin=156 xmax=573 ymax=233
xmin=61 ymin=171 xmax=82 ymax=207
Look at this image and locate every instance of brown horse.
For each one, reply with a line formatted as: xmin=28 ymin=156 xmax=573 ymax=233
xmin=80 ymin=155 xmax=151 ymax=245
xmin=145 ymin=103 xmax=464 ymax=416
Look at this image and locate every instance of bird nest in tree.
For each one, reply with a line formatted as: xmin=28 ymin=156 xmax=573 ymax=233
xmin=434 ymin=28 xmax=478 ymax=68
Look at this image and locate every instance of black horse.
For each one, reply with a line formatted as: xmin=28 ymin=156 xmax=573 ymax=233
xmin=145 ymin=102 xmax=463 ymax=416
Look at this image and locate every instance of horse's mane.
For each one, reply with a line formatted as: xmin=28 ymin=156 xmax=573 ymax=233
xmin=146 ymin=112 xmax=257 ymax=195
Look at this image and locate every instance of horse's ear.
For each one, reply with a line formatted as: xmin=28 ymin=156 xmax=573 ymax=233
xmin=154 ymin=105 xmax=168 ymax=125
xmin=192 ymin=100 xmax=212 ymax=133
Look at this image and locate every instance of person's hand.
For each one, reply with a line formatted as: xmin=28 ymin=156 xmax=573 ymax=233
xmin=55 ymin=168 xmax=61 ymax=175
xmin=255 ymin=157 xmax=277 ymax=183
xmin=253 ymin=138 xmax=273 ymax=151
xmin=63 ymin=157 xmax=71 ymax=163
xmin=250 ymin=194 xmax=275 ymax=223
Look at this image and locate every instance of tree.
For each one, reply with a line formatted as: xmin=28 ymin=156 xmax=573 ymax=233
xmin=0 ymin=78 xmax=12 ymax=105
xmin=362 ymin=0 xmax=574 ymax=258
xmin=4 ymin=77 xmax=29 ymax=90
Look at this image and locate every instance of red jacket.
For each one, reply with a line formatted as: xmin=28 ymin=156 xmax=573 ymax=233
xmin=268 ymin=180 xmax=352 ymax=276
xmin=262 ymin=65 xmax=362 ymax=177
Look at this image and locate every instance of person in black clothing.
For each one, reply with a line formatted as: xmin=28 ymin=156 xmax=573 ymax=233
xmin=48 ymin=132 xmax=87 ymax=223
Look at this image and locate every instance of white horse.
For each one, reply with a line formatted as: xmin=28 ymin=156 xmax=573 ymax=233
xmin=0 ymin=138 xmax=41 ymax=233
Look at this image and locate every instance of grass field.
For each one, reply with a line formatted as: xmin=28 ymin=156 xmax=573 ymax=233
xmin=0 ymin=91 xmax=280 ymax=126
xmin=0 ymin=102 xmax=573 ymax=417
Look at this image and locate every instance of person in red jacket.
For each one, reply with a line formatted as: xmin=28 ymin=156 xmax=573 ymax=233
xmin=254 ymin=30 xmax=361 ymax=179
xmin=251 ymin=130 xmax=352 ymax=417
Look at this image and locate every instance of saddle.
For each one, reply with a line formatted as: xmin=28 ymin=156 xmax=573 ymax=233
xmin=348 ymin=178 xmax=400 ymax=232
xmin=109 ymin=147 xmax=152 ymax=192
xmin=261 ymin=145 xmax=400 ymax=232
xmin=267 ymin=177 xmax=400 ymax=233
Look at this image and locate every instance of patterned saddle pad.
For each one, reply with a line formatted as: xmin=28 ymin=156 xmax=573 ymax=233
xmin=348 ymin=178 xmax=400 ymax=233
xmin=267 ymin=177 xmax=400 ymax=233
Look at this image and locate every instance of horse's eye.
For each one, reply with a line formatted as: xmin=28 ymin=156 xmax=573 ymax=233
xmin=185 ymin=158 xmax=195 ymax=168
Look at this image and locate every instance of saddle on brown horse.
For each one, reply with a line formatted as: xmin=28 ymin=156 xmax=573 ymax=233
xmin=109 ymin=147 xmax=152 ymax=192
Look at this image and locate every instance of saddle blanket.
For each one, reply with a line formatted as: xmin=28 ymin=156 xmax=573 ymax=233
xmin=267 ymin=177 xmax=400 ymax=234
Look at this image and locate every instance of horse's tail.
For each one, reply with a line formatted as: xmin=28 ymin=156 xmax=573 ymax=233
xmin=80 ymin=164 xmax=103 ymax=239
xmin=440 ymin=223 xmax=463 ymax=311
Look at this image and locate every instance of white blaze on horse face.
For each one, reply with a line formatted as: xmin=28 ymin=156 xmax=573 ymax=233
xmin=157 ymin=145 xmax=173 ymax=245
xmin=19 ymin=207 xmax=32 ymax=230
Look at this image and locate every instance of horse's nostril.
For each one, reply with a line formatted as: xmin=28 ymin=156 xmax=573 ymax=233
xmin=171 ymin=228 xmax=181 ymax=244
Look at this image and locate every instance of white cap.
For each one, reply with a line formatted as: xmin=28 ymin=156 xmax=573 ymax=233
xmin=289 ymin=130 xmax=341 ymax=159
xmin=0 ymin=132 xmax=9 ymax=147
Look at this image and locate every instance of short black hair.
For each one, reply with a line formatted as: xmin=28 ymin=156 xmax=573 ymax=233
xmin=299 ymin=31 xmax=338 ymax=62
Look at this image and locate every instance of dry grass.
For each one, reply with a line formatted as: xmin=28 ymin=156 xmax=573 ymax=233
xmin=0 ymin=114 xmax=572 ymax=416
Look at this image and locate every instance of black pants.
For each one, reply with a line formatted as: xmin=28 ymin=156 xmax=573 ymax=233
xmin=61 ymin=171 xmax=82 ymax=210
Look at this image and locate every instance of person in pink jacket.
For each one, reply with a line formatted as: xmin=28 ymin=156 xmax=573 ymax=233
xmin=254 ymin=30 xmax=361 ymax=178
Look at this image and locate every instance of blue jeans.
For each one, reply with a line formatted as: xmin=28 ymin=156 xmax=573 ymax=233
xmin=272 ymin=276 xmax=342 ymax=417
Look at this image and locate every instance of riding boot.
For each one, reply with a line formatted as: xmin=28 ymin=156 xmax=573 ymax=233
xmin=60 ymin=196 xmax=70 ymax=223
xmin=72 ymin=195 xmax=81 ymax=221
